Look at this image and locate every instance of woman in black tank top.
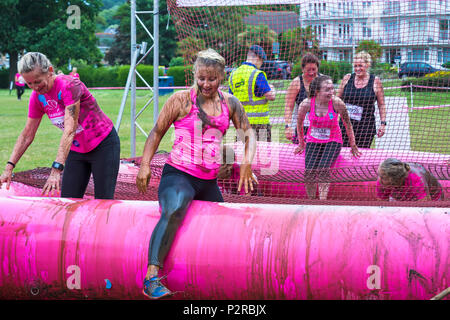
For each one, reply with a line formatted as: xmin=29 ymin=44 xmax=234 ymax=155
xmin=337 ymin=51 xmax=387 ymax=148
xmin=284 ymin=53 xmax=320 ymax=144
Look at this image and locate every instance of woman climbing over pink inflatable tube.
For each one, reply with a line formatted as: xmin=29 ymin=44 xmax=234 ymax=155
xmin=135 ymin=48 xmax=258 ymax=299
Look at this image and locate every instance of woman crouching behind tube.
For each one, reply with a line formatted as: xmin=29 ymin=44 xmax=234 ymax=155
xmin=136 ymin=48 xmax=257 ymax=299
xmin=294 ymin=75 xmax=361 ymax=200
xmin=377 ymin=158 xmax=444 ymax=201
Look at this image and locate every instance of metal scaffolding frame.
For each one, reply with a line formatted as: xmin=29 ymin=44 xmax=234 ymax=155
xmin=115 ymin=0 xmax=160 ymax=157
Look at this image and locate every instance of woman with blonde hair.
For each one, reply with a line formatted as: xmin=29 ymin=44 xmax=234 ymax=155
xmin=136 ymin=48 xmax=257 ymax=299
xmin=0 ymin=52 xmax=120 ymax=199
xmin=337 ymin=51 xmax=387 ymax=148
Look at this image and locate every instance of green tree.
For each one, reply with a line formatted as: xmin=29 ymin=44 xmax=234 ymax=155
xmin=356 ymin=40 xmax=382 ymax=64
xmin=0 ymin=0 xmax=102 ymax=81
xmin=105 ymin=0 xmax=177 ymax=66
xmin=237 ymin=25 xmax=278 ymax=61
xmin=278 ymin=26 xmax=319 ymax=63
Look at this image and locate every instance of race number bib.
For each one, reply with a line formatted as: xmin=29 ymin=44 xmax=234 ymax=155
xmin=310 ymin=127 xmax=331 ymax=140
xmin=345 ymin=103 xmax=363 ymax=121
xmin=49 ymin=116 xmax=84 ymax=134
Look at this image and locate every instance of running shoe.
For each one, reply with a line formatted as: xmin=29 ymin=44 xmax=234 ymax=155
xmin=143 ymin=275 xmax=172 ymax=299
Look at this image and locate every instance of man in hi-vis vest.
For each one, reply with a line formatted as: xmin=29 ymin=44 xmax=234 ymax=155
xmin=229 ymin=45 xmax=276 ymax=141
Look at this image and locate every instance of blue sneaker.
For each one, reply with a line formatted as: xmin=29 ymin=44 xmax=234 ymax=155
xmin=143 ymin=275 xmax=172 ymax=299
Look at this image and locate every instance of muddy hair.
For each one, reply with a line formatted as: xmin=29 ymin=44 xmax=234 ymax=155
xmin=379 ymin=158 xmax=410 ymax=184
xmin=309 ymin=75 xmax=332 ymax=98
xmin=192 ymin=48 xmax=226 ymax=129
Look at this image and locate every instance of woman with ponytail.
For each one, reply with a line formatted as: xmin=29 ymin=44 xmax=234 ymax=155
xmin=136 ymin=48 xmax=257 ymax=299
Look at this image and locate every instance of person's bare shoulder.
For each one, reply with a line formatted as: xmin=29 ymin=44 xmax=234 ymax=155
xmin=166 ymin=89 xmax=191 ymax=111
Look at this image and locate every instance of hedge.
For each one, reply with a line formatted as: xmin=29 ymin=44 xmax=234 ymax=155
xmin=0 ymin=68 xmax=10 ymax=88
xmin=167 ymin=65 xmax=193 ymax=86
xmin=0 ymin=64 xmax=195 ymax=89
xmin=401 ymin=74 xmax=450 ymax=92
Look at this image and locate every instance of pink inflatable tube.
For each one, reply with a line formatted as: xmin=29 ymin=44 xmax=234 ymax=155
xmin=0 ymin=193 xmax=448 ymax=300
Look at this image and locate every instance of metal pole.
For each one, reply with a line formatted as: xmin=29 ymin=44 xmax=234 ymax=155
xmin=410 ymin=82 xmax=413 ymax=112
xmin=153 ymin=0 xmax=160 ymax=125
xmin=130 ymin=0 xmax=137 ymax=157
xmin=115 ymin=49 xmax=140 ymax=132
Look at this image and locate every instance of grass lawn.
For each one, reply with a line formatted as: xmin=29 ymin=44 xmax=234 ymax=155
xmin=0 ymin=88 xmax=174 ymax=172
xmin=0 ymin=85 xmax=448 ymax=172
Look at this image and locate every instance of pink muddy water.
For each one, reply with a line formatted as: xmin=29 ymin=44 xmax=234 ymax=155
xmin=0 ymin=189 xmax=448 ymax=300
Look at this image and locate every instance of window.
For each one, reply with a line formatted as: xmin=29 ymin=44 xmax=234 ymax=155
xmin=314 ymin=24 xmax=328 ymax=41
xmin=418 ymin=0 xmax=427 ymax=10
xmin=438 ymin=48 xmax=443 ymax=63
xmin=385 ymin=1 xmax=400 ymax=14
xmin=362 ymin=1 xmax=372 ymax=9
xmin=339 ymin=23 xmax=352 ymax=39
xmin=408 ymin=0 xmax=416 ymax=11
xmin=384 ymin=20 xmax=400 ymax=43
xmin=409 ymin=18 xmax=427 ymax=41
xmin=362 ymin=21 xmax=372 ymax=38
xmin=439 ymin=20 xmax=449 ymax=40
xmin=440 ymin=48 xmax=450 ymax=63
xmin=410 ymin=49 xmax=429 ymax=61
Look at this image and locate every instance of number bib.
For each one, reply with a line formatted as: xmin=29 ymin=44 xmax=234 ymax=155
xmin=310 ymin=127 xmax=331 ymax=140
xmin=50 ymin=116 xmax=84 ymax=134
xmin=346 ymin=103 xmax=363 ymax=121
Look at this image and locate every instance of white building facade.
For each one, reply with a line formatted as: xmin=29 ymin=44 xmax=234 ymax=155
xmin=299 ymin=0 xmax=450 ymax=67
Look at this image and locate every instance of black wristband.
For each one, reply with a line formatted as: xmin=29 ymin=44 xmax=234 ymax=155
xmin=52 ymin=161 xmax=64 ymax=171
xmin=6 ymin=161 xmax=15 ymax=168
xmin=380 ymin=121 xmax=387 ymax=125
xmin=285 ymin=124 xmax=290 ymax=129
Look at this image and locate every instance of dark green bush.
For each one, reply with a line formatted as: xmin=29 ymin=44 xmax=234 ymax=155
xmin=0 ymin=68 xmax=10 ymax=89
xmin=442 ymin=61 xmax=450 ymax=68
xmin=169 ymin=57 xmax=184 ymax=67
xmin=167 ymin=65 xmax=193 ymax=86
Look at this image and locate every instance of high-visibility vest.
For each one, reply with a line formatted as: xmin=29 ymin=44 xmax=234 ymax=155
xmin=229 ymin=64 xmax=270 ymax=125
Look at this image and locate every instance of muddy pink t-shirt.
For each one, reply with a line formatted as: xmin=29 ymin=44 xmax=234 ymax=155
xmin=376 ymin=171 xmax=428 ymax=201
xmin=28 ymin=75 xmax=113 ymax=153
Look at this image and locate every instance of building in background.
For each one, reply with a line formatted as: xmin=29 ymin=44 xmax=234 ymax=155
xmin=299 ymin=0 xmax=450 ymax=67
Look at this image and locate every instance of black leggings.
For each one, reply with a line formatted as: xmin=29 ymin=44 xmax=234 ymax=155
xmin=16 ymin=86 xmax=25 ymax=99
xmin=148 ymin=164 xmax=223 ymax=268
xmin=61 ymin=128 xmax=120 ymax=199
xmin=304 ymin=142 xmax=342 ymax=182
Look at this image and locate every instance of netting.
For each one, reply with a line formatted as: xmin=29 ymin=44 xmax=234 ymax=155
xmin=165 ymin=0 xmax=449 ymax=205
xmin=10 ymin=0 xmax=450 ymax=207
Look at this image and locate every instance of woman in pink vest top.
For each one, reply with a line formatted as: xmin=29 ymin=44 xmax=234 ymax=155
xmin=294 ymin=75 xmax=361 ymax=200
xmin=136 ymin=49 xmax=257 ymax=299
